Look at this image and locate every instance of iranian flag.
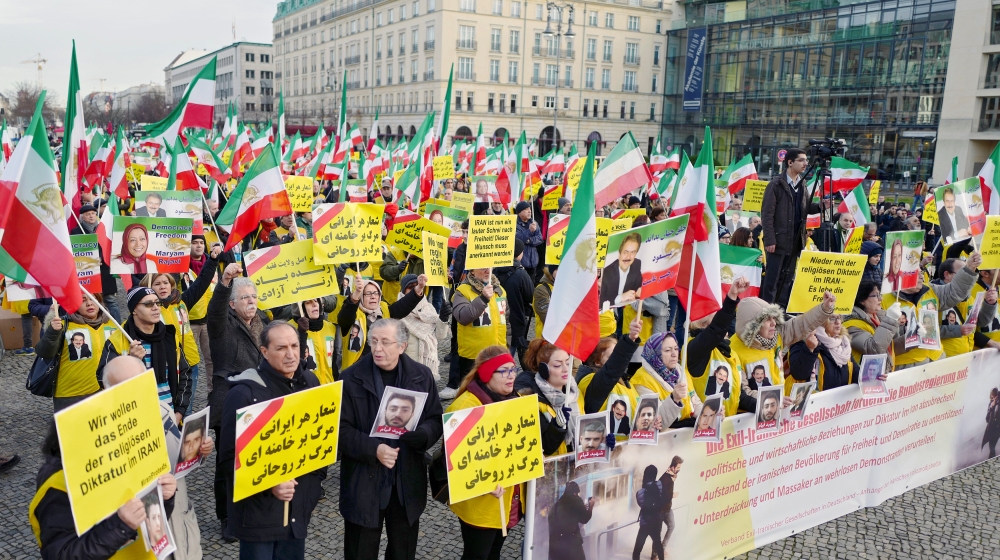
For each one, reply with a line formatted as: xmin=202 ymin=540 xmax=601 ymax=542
xmin=0 ymin=93 xmax=82 ymax=313
xmin=97 ymin=191 xmax=120 ymax=265
xmin=221 ymin=144 xmax=293 ymax=251
xmin=167 ymin=138 xmax=207 ymax=192
xmin=188 ymin=136 xmax=232 ymax=185
xmin=542 ymin=142 xmax=601 ymax=359
xmin=977 ymin=143 xmax=1000 ymax=215
xmin=108 ymin=127 xmax=131 ymax=199
xmin=837 ymin=184 xmax=872 ymax=226
xmin=395 ymin=151 xmax=422 ymax=208
xmin=0 ymin=119 xmax=12 ymax=163
xmin=649 ymin=137 xmax=668 ymax=176
xmin=473 ymin=123 xmax=487 ymax=175
xmin=349 ymin=123 xmax=363 ymax=147
xmin=368 ymin=107 xmax=380 ymax=152
xmin=249 ymin=128 xmax=270 ymax=160
xmin=719 ymin=244 xmax=762 ymax=298
xmin=946 ymin=156 xmax=958 ymax=185
xmin=593 ymin=132 xmax=653 ymax=209
xmin=654 ymin=169 xmax=676 ymax=205
xmin=276 ymin=91 xmax=286 ymax=152
xmin=673 ymin=126 xmax=723 ymax=322
xmin=668 ymin=148 xmax=710 ymax=242
xmin=144 ymin=57 xmax=217 ymax=148
xmin=665 ymin=147 xmax=681 ymax=171
xmin=61 ymin=42 xmax=86 ymax=221
xmin=829 ymin=157 xmax=869 ymax=193
xmin=546 ymin=151 xmax=566 ymax=175
xmin=722 ymin=153 xmax=757 ymax=194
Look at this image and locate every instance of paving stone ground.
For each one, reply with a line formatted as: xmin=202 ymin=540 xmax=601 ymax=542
xmin=2 ymin=332 xmax=1000 ymax=559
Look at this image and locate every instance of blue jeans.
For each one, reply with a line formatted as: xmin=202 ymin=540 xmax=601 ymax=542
xmin=667 ymin=294 xmax=687 ymax=344
xmin=103 ymin=296 xmax=122 ymax=323
xmin=429 ymin=286 xmax=444 ymax=313
xmin=239 ymin=538 xmax=305 ymax=560
xmin=186 ymin=364 xmax=199 ymax=416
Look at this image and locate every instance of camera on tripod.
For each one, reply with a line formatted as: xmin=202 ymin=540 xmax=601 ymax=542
xmin=807 ymin=138 xmax=847 ymax=168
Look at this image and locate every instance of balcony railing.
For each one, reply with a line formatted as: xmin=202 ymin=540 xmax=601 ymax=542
xmin=412 ymin=44 xmax=419 ymax=53
xmin=489 ymin=74 xmax=500 ymax=83
xmin=986 ymin=75 xmax=1000 ymax=89
xmin=376 ymin=78 xmax=381 ymax=86
xmin=399 ymin=45 xmax=405 ymax=55
xmin=376 ymin=52 xmax=382 ymax=60
xmin=622 ymin=83 xmax=638 ymax=92
xmin=490 ymin=44 xmax=502 ymax=53
xmin=586 ymin=52 xmax=596 ymax=61
xmin=388 ymin=48 xmax=393 ymax=56
xmin=602 ymin=83 xmax=611 ymax=90
xmin=510 ymin=46 xmax=519 ymax=54
xmin=623 ymin=56 xmax=640 ymax=66
xmin=345 ymin=55 xmax=361 ymax=65
xmin=412 ymin=74 xmax=418 ymax=82
xmin=456 ymin=72 xmax=476 ymax=81
xmin=456 ymin=39 xmax=477 ymax=51
xmin=424 ymin=40 xmax=435 ymax=50
xmin=424 ymin=70 xmax=435 ymax=80
xmin=532 ymin=47 xmax=575 ymax=59
xmin=346 ymin=81 xmax=361 ymax=90
xmin=531 ymin=76 xmax=542 ymax=85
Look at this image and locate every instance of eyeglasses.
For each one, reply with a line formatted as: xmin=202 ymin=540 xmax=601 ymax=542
xmin=239 ymin=294 xmax=258 ymax=302
xmin=363 ymin=290 xmax=381 ymax=298
xmin=138 ymin=300 xmax=160 ymax=309
xmin=370 ymin=338 xmax=399 ymax=349
xmin=494 ymin=366 xmax=520 ymax=378
xmin=868 ymin=293 xmax=882 ymax=299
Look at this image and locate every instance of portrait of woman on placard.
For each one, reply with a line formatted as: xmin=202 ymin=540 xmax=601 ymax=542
xmin=883 ymin=238 xmax=903 ymax=292
xmin=119 ymin=223 xmax=150 ymax=274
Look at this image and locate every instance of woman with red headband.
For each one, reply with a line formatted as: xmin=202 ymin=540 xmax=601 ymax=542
xmin=516 ymin=339 xmax=580 ymax=457
xmin=448 ymin=346 xmax=523 ymax=560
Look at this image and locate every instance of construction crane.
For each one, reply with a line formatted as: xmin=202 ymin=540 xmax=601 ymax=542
xmin=21 ymin=53 xmax=47 ymax=87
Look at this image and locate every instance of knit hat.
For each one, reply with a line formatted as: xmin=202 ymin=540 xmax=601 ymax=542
xmin=191 ymin=234 xmax=206 ymax=243
xmin=860 ymin=241 xmax=883 ymax=258
xmin=514 ymin=201 xmax=531 ymax=214
xmin=400 ymin=274 xmax=418 ymax=294
xmin=514 ymin=239 xmax=525 ymax=259
xmin=557 ymin=197 xmax=570 ymax=209
xmin=127 ymin=287 xmax=158 ymax=313
xmin=628 ymin=196 xmax=641 ymax=207
xmin=79 ymin=204 xmax=97 ymax=214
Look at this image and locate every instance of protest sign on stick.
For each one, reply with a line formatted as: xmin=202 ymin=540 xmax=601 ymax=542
xmin=140 ymin=175 xmax=168 ymax=191
xmin=311 ymin=203 xmax=384 ymax=264
xmin=741 ymin=179 xmax=768 ymax=212
xmin=787 ymin=251 xmax=866 ymax=314
xmin=284 ymin=175 xmax=315 ymax=212
xmin=70 ymin=234 xmax=102 ymax=294
xmin=244 ymin=240 xmax=339 ymax=309
xmin=422 ymin=231 xmax=449 ymax=286
xmin=465 ymin=215 xmax=517 ymax=269
xmin=110 ymin=216 xmax=193 ymax=275
xmin=452 ymin=191 xmax=475 ymax=214
xmin=135 ymin=190 xmax=204 ymax=234
xmin=842 ymin=226 xmax=865 ymax=254
xmin=881 ymin=230 xmax=924 ymax=293
xmin=599 ymin=214 xmax=689 ymax=310
xmin=980 ymin=216 xmax=1000 ymax=269
xmin=233 ymin=382 xmax=343 ymax=502
xmin=55 ymin=370 xmax=170 ymax=536
xmin=386 ymin=210 xmax=452 ymax=255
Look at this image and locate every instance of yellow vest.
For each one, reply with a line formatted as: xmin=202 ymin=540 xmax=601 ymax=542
xmin=538 ymin=400 xmax=568 ymax=457
xmin=577 ymin=372 xmax=639 ymax=441
xmin=882 ymin=290 xmax=943 ymax=365
xmin=183 ymin=269 xmax=217 ymax=322
xmin=941 ymin=287 xmax=979 ymax=357
xmin=599 ymin=309 xmax=617 ymax=338
xmin=622 ymin=304 xmax=652 ymax=342
xmin=29 ymin=470 xmax=155 ymax=559
xmin=289 ymin=319 xmax=339 ymax=384
xmin=162 ymin=302 xmax=200 ymax=365
xmin=687 ymin=345 xmax=742 ymax=417
xmin=533 ymin=283 xmax=552 ymax=339
xmin=784 ymin=357 xmax=854 ymax=393
xmin=447 ymin=391 xmax=523 ymax=528
xmin=843 ymin=318 xmax=895 ymax=372
xmin=342 ymin=301 xmax=390 ymax=370
xmin=630 ymin=367 xmax=695 ymax=421
xmin=56 ymin=322 xmax=129 ymax=398
xmin=455 ymin=283 xmax=507 ymax=359
xmin=729 ymin=335 xmax=785 ymax=392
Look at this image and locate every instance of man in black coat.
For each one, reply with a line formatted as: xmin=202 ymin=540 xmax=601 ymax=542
xmin=599 ymin=232 xmax=643 ymax=310
xmin=760 ymin=148 xmax=821 ymax=307
xmin=220 ymin=322 xmax=326 ymax=559
xmin=495 ymin=240 xmax=534 ymax=364
xmin=339 ymin=318 xmax=443 ymax=560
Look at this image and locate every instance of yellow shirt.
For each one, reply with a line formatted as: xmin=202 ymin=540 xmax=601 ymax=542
xmin=56 ymin=322 xmax=129 ymax=398
xmin=455 ymin=283 xmax=507 ymax=359
xmin=162 ymin=302 xmax=200 ymax=365
xmin=289 ymin=319 xmax=340 ymax=384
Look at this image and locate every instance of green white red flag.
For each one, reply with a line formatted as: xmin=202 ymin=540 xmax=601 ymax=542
xmin=592 ymin=132 xmax=653 ymax=209
xmin=829 ymin=157 xmax=869 ymax=192
xmin=166 ymin=138 xmax=207 ymax=192
xmin=719 ymin=244 xmax=762 ymax=298
xmin=946 ymin=156 xmax=958 ymax=185
xmin=837 ymin=184 xmax=872 ymax=226
xmin=977 ymin=143 xmax=1000 ymax=215
xmin=144 ymin=57 xmax=217 ymax=148
xmin=108 ymin=126 xmax=131 ymax=199
xmin=722 ymin=153 xmax=757 ymax=194
xmin=188 ymin=136 xmax=231 ymax=185
xmin=61 ymin=41 xmax=86 ymax=221
xmin=221 ymin=144 xmax=293 ymax=251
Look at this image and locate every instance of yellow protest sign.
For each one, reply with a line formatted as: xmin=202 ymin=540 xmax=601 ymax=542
xmin=980 ymin=216 xmax=1000 ymax=269
xmin=234 ymin=382 xmax=343 ymax=502
xmin=466 ymin=215 xmax=517 ymax=269
xmin=611 ymin=218 xmax=631 ymax=233
xmin=452 ymin=191 xmax=475 ymax=214
xmin=55 ymin=370 xmax=170 ymax=536
xmin=244 ymin=240 xmax=338 ymax=309
xmin=547 ymin=216 xmax=615 ymax=267
xmin=868 ymin=180 xmax=881 ymax=205
xmin=842 ymin=226 xmax=865 ymax=254
xmin=285 ymin=176 xmax=315 ymax=212
xmin=386 ymin=211 xmax=452 ymax=255
xmin=742 ymin=179 xmax=768 ymax=212
xmin=922 ymin=194 xmax=939 ymax=225
xmin=311 ymin=203 xmax=385 ymax=265
xmin=426 ymin=198 xmax=450 ymax=208
xmin=127 ymin=164 xmax=145 ymax=183
xmin=566 ymin=159 xmax=595 ymax=197
xmin=422 ymin=231 xmax=449 ymax=286
xmin=140 ymin=175 xmax=168 ymax=191
xmin=541 ymin=185 xmax=562 ymax=210
xmin=610 ymin=208 xmax=647 ymax=221
xmin=433 ymin=155 xmax=455 ymax=180
xmin=443 ymin=395 xmax=544 ymax=504
xmin=787 ymin=251 xmax=866 ymax=315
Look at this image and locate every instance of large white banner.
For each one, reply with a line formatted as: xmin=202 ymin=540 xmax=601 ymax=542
xmin=526 ymin=350 xmax=1000 ymax=560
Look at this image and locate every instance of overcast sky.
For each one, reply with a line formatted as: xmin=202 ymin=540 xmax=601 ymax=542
xmin=0 ymin=0 xmax=277 ymax=105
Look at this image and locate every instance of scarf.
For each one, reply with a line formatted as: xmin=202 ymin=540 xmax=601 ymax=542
xmin=813 ymin=326 xmax=852 ymax=367
xmin=357 ymin=280 xmax=385 ymax=323
xmin=78 ymin=220 xmax=98 ymax=234
xmin=468 ymin=377 xmax=511 ymax=406
xmin=246 ymin=314 xmax=265 ymax=349
xmin=159 ymin=289 xmax=182 ymax=307
xmin=399 ymin=297 xmax=441 ymax=375
xmin=754 ymin=333 xmax=778 ymax=350
xmin=66 ymin=311 xmax=109 ymax=330
xmin=189 ymin=253 xmax=207 ymax=275
xmin=641 ymin=332 xmax=680 ymax=386
xmin=464 ymin=273 xmax=502 ymax=297
xmin=123 ymin=318 xmax=176 ymax=387
xmin=535 ymin=374 xmax=580 ymax=447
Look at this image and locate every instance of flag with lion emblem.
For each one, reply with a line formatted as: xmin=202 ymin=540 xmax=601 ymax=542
xmin=221 ymin=143 xmax=292 ymax=252
xmin=719 ymin=245 xmax=762 ymax=298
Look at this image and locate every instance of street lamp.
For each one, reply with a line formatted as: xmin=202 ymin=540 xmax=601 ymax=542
xmin=543 ymin=2 xmax=574 ymax=154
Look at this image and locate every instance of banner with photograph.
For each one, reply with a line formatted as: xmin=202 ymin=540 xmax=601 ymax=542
xmin=425 ymin=203 xmax=468 ymax=248
xmin=881 ymin=230 xmax=924 ymax=293
xmin=443 ymin=394 xmax=545 ymax=504
xmin=471 ymin=175 xmax=502 ymax=204
xmin=233 ymin=381 xmax=343 ymax=502
xmin=70 ymin=234 xmax=102 ymax=294
xmin=599 ymin=215 xmax=689 ymax=310
xmin=935 ymin=178 xmax=987 ymax=245
xmin=134 ymin=190 xmax=204 ymax=234
xmin=110 ymin=216 xmax=193 ymax=275
xmin=526 ymin=350 xmax=1000 ymax=560
xmin=311 ymin=203 xmax=384 ymax=265
xmin=244 ymin=240 xmax=339 ymax=309
xmin=724 ymin=210 xmax=759 ymax=234
xmin=546 ymin=215 xmax=616 ymax=267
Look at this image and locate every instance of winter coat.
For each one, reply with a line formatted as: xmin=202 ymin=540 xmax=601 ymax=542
xmin=495 ymin=263 xmax=534 ymax=345
xmin=206 ymin=282 xmax=271 ymax=376
xmin=220 ymin=362 xmax=325 ymax=542
xmin=734 ymin=296 xmax=833 ymax=353
xmin=515 ymin=218 xmax=544 ymax=269
xmin=761 ymin=173 xmax=820 ymax=255
xmin=788 ymin=337 xmax=858 ymax=391
xmin=845 ymin=306 xmax=903 ymax=368
xmin=338 ymin=353 xmax=444 ymax=529
xmin=860 ymin=241 xmax=884 ymax=287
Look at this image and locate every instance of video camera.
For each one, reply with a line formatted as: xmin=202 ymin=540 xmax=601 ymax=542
xmin=806 ymin=138 xmax=847 ymax=168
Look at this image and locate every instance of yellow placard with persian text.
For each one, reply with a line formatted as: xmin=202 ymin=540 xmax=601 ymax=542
xmin=787 ymin=251 xmax=866 ymax=315
xmin=127 ymin=164 xmax=145 ymax=183
xmin=55 ymin=370 xmax=170 ymax=536
xmin=140 ymin=175 xmax=168 ymax=191
xmin=422 ymin=231 xmax=449 ymax=286
xmin=433 ymin=155 xmax=456 ymax=180
xmin=742 ymin=179 xmax=768 ymax=212
xmin=611 ymin=208 xmax=647 ymax=221
xmin=868 ymin=180 xmax=881 ymax=205
xmin=452 ymin=192 xmax=475 ymax=214
xmin=387 ymin=212 xmax=452 ymax=255
xmin=980 ymin=216 xmax=1000 ymax=269
xmin=541 ymin=185 xmax=562 ymax=211
xmin=842 ymin=226 xmax=865 ymax=254
xmin=285 ymin=176 xmax=315 ymax=212
xmin=244 ymin=240 xmax=339 ymax=309
xmin=922 ymin=195 xmax=939 ymax=225
xmin=443 ymin=395 xmax=544 ymax=503
xmin=233 ymin=382 xmax=343 ymax=502
xmin=466 ymin=215 xmax=517 ymax=269
xmin=311 ymin=203 xmax=385 ymax=264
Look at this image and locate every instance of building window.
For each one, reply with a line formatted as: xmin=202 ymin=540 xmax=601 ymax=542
xmin=466 ymin=92 xmax=474 ymax=110
xmin=246 ymin=102 xmax=255 ymax=111
xmin=629 ymin=101 xmax=635 ymax=120
xmin=246 ymin=86 xmax=255 ymax=95
xmin=492 ymin=0 xmax=502 ymax=15
xmin=586 ymin=38 xmax=596 ymax=60
xmin=653 ymin=45 xmax=660 ymax=66
xmin=531 ymin=95 xmax=538 ymax=107
xmin=377 ymin=12 xmax=383 ymax=26
xmin=533 ymin=62 xmax=540 ymax=83
xmin=488 ymin=93 xmax=495 ymax=112
xmin=546 ymin=64 xmax=557 ymax=86
xmin=981 ymin=97 xmax=1000 ymax=131
xmin=544 ymin=96 xmax=555 ymax=108
xmin=400 ymin=4 xmax=407 ymax=19
xmin=649 ymin=103 xmax=655 ymax=121
xmin=603 ymin=99 xmax=608 ymax=118
xmin=583 ymin=99 xmax=589 ymax=117
xmin=511 ymin=1 xmax=520 ymax=17
xmin=620 ymin=101 xmax=626 ymax=119
xmin=455 ymin=90 xmax=463 ymax=110
xmin=500 ymin=93 xmax=506 ymax=113
xmin=588 ymin=11 xmax=597 ymax=26
xmin=601 ymin=68 xmax=610 ymax=89
xmin=602 ymin=40 xmax=613 ymax=62
xmin=585 ymin=68 xmax=594 ymax=88
xmin=651 ymin=74 xmax=658 ymax=93
xmin=490 ymin=60 xmax=500 ymax=81
xmin=491 ymin=28 xmax=502 ymax=51
xmin=510 ymin=94 xmax=517 ymax=114
xmin=412 ymin=30 xmax=419 ymax=50
xmin=625 ymin=43 xmax=638 ymax=64
xmin=563 ymin=97 xmax=569 ymax=109
xmin=389 ymin=8 xmax=395 ymax=22
xmin=459 ymin=57 xmax=474 ymax=79
xmin=246 ymin=69 xmax=255 ymax=78
xmin=509 ymin=60 xmax=518 ymax=83
xmin=536 ymin=4 xmax=542 ymax=19
xmin=461 ymin=0 xmax=475 ymax=12
xmin=246 ymin=53 xmax=255 ymax=62
xmin=399 ymin=62 xmax=405 ymax=82
xmin=428 ymin=0 xmax=435 ymax=10
xmin=411 ymin=60 xmax=418 ymax=81
xmin=605 ymin=13 xmax=614 ymax=28
xmin=510 ymin=30 xmax=520 ymax=53
xmin=534 ymin=32 xmax=542 ymax=51
xmin=624 ymin=71 xmax=636 ymax=92
xmin=627 ymin=16 xmax=639 ymax=31
xmin=987 ymin=54 xmax=1000 ymax=89
xmin=459 ymin=25 xmax=476 ymax=49
xmin=655 ymin=19 xmax=661 ymax=33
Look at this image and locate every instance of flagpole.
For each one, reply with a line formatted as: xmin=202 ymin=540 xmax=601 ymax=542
xmin=83 ymin=290 xmax=134 ymax=345
xmin=680 ymin=241 xmax=698 ymax=376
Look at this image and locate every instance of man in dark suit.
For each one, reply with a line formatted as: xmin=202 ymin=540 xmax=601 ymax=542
xmin=599 ymin=232 xmax=642 ymax=310
xmin=136 ymin=193 xmax=168 ymax=217
xmin=609 ymin=400 xmax=631 ymax=435
xmin=348 ymin=324 xmax=363 ymax=352
xmin=67 ymin=332 xmax=92 ymax=361
xmin=938 ymin=187 xmax=969 ymax=243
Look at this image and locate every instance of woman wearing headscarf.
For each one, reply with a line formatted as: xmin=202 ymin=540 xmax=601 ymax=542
xmin=118 ymin=222 xmax=149 ymax=274
xmin=448 ymin=346 xmax=524 ymax=560
xmin=291 ymin=297 xmax=341 ymax=384
xmin=627 ymin=332 xmax=699 ymax=429
xmin=515 ymin=339 xmax=581 ymax=456
xmin=789 ymin=314 xmax=861 ymax=391
xmin=844 ymin=281 xmax=903 ymax=372
xmin=337 ymin=271 xmax=426 ymax=370
xmin=547 ymin=481 xmax=594 ymax=560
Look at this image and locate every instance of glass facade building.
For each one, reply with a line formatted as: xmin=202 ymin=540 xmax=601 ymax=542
xmin=661 ymin=0 xmax=955 ymax=182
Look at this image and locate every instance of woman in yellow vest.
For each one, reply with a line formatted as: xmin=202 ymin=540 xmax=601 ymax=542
xmin=789 ymin=315 xmax=861 ymax=392
xmin=448 ymin=346 xmax=525 ymax=558
xmin=337 ymin=273 xmax=425 ymax=370
xmin=935 ymin=257 xmax=998 ymax=357
xmin=379 ymin=244 xmax=410 ymax=305
xmin=845 ymin=281 xmax=903 ymax=372
xmin=515 ymin=338 xmax=580 ymax=457
xmin=452 ymin=267 xmax=507 ymax=377
xmin=35 ymin=295 xmax=138 ymax=411
xmin=685 ymin=277 xmax=750 ymax=416
xmin=628 ymin=332 xmax=698 ymax=429
xmin=291 ymin=297 xmax=341 ymax=384
xmin=731 ymin=292 xmax=836 ymax=397
xmin=973 ymin=270 xmax=1000 ymax=346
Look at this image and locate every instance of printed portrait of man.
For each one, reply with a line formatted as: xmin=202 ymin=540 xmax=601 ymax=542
xmin=136 ymin=192 xmax=168 ymax=217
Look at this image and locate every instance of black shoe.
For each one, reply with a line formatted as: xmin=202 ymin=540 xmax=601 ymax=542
xmin=0 ymin=454 xmax=19 ymax=474
xmin=443 ymin=354 xmax=451 ymax=363
xmin=221 ymin=519 xmax=237 ymax=543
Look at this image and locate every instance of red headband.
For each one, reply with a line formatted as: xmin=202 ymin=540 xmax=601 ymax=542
xmin=477 ymin=354 xmax=516 ymax=383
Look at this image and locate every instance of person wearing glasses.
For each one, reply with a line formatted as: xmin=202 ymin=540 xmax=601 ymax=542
xmin=789 ymin=313 xmax=863 ymax=392
xmin=760 ymin=148 xmax=823 ymax=307
xmin=515 ymin=338 xmax=581 ymax=456
xmin=448 ymin=346 xmax=524 ymax=559
xmin=339 ymin=318 xmax=443 ymax=560
xmin=338 ymin=271 xmax=428 ymax=371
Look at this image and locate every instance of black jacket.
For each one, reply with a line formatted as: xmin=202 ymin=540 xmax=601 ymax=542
xmin=32 ymin=456 xmax=174 ymax=560
xmin=220 ymin=362 xmax=325 ymax=542
xmin=582 ymin=335 xmax=641 ymax=414
xmin=514 ymin=371 xmax=570 ymax=456
xmin=338 ymin=352 xmax=443 ymax=528
xmin=788 ymin=339 xmax=857 ymax=391
xmin=495 ymin=263 xmax=534 ymax=342
xmin=686 ymin=294 xmax=738 ymax=380
xmin=761 ymin=173 xmax=820 ymax=255
xmin=207 ymin=282 xmax=271 ymax=375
